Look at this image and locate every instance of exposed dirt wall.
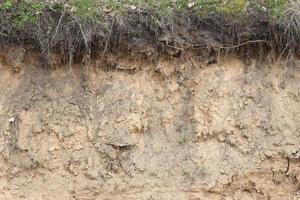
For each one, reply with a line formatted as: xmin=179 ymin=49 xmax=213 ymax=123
xmin=0 ymin=52 xmax=299 ymax=200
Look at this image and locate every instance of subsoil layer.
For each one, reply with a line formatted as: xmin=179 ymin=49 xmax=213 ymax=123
xmin=0 ymin=50 xmax=299 ymax=199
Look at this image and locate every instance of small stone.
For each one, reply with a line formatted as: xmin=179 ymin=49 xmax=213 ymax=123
xmin=217 ymin=135 xmax=225 ymax=142
xmin=188 ymin=2 xmax=195 ymax=8
xmin=48 ymin=145 xmax=56 ymax=152
xmin=32 ymin=124 xmax=44 ymax=134
xmin=11 ymin=167 xmax=20 ymax=175
xmin=86 ymin=169 xmax=98 ymax=180
xmin=9 ymin=117 xmax=15 ymax=123
xmin=128 ymin=113 xmax=144 ymax=134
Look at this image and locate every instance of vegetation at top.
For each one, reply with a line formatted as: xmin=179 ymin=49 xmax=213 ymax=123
xmin=0 ymin=0 xmax=292 ymax=27
xmin=0 ymin=0 xmax=298 ymax=61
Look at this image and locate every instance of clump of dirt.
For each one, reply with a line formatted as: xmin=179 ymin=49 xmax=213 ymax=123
xmin=0 ymin=49 xmax=299 ymax=199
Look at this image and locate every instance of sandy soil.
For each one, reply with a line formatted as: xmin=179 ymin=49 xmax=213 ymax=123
xmin=0 ymin=51 xmax=299 ymax=200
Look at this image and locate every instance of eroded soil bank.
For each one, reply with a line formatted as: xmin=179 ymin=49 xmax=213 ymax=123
xmin=0 ymin=52 xmax=299 ymax=200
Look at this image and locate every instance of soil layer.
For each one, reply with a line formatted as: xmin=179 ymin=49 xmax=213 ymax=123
xmin=0 ymin=52 xmax=299 ymax=200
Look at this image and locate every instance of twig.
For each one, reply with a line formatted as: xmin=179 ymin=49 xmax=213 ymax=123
xmin=166 ymin=44 xmax=184 ymax=51
xmin=217 ymin=40 xmax=269 ymax=49
xmin=105 ymin=142 xmax=135 ymax=150
xmin=0 ymin=32 xmax=8 ymax=37
xmin=276 ymin=40 xmax=292 ymax=64
xmin=102 ymin=17 xmax=116 ymax=58
xmin=284 ymin=157 xmax=290 ymax=174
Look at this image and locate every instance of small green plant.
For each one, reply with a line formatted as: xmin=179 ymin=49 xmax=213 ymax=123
xmin=248 ymin=0 xmax=289 ymax=19
xmin=219 ymin=0 xmax=247 ymax=16
xmin=107 ymin=0 xmax=123 ymax=11
xmin=193 ymin=0 xmax=247 ymax=17
xmin=70 ymin=0 xmax=101 ymax=20
xmin=199 ymin=165 xmax=208 ymax=176
xmin=266 ymin=0 xmax=288 ymax=19
xmin=0 ymin=0 xmax=45 ymax=27
xmin=0 ymin=0 xmax=13 ymax=9
xmin=193 ymin=0 xmax=289 ymax=18
xmin=16 ymin=0 xmax=44 ymax=27
xmin=178 ymin=135 xmax=187 ymax=144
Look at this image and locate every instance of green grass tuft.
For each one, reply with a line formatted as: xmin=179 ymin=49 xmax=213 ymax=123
xmin=0 ymin=0 xmax=45 ymax=27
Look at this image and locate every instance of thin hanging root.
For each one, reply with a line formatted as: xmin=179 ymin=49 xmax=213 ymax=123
xmin=68 ymin=50 xmax=74 ymax=78
xmin=102 ymin=17 xmax=116 ymax=59
xmin=276 ymin=40 xmax=292 ymax=64
xmin=76 ymin=20 xmax=92 ymax=65
xmin=69 ymin=63 xmax=75 ymax=78
xmin=43 ymin=10 xmax=65 ymax=55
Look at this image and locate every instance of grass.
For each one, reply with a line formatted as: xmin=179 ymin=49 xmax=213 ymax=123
xmin=0 ymin=0 xmax=44 ymax=27
xmin=75 ymin=0 xmax=288 ymax=19
xmin=70 ymin=0 xmax=102 ymax=20
xmin=0 ymin=0 xmax=292 ymax=25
